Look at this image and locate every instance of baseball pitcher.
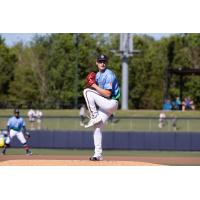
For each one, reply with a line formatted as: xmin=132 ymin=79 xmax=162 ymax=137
xmin=83 ymin=54 xmax=120 ymax=161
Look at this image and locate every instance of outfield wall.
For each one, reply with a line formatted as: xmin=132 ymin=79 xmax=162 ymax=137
xmin=10 ymin=130 xmax=200 ymax=151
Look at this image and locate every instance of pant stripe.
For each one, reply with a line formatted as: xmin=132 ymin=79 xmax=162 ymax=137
xmin=84 ymin=89 xmax=104 ymax=118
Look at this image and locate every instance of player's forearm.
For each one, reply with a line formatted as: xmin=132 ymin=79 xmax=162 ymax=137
xmin=92 ymin=84 xmax=111 ymax=98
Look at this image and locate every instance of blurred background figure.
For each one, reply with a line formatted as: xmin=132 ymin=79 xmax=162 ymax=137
xmin=158 ymin=111 xmax=167 ymax=128
xmin=172 ymin=96 xmax=182 ymax=110
xmin=79 ymin=104 xmax=86 ymax=126
xmin=163 ymin=99 xmax=172 ymax=110
xmin=27 ymin=108 xmax=36 ymax=130
xmin=182 ymin=97 xmax=195 ymax=111
xmin=171 ymin=115 xmax=177 ymax=131
xmin=35 ymin=110 xmax=43 ymax=130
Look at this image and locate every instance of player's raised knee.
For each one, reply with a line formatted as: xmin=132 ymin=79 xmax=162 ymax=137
xmin=83 ymin=88 xmax=91 ymax=96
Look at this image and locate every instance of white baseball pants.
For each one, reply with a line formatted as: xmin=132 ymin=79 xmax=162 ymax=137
xmin=5 ymin=129 xmax=27 ymax=145
xmin=83 ymin=88 xmax=118 ymax=156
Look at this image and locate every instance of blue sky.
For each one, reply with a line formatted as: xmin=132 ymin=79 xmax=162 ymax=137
xmin=0 ymin=33 xmax=173 ymax=46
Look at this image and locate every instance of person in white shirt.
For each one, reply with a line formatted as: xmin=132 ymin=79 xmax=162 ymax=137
xmin=79 ymin=104 xmax=86 ymax=126
xmin=27 ymin=109 xmax=36 ymax=130
xmin=158 ymin=112 xmax=166 ymax=128
xmin=35 ymin=110 xmax=43 ymax=130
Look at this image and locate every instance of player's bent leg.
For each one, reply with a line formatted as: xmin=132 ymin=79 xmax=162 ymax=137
xmin=1 ymin=143 xmax=10 ymax=155
xmin=17 ymin=132 xmax=32 ymax=155
xmin=84 ymin=88 xmax=118 ymax=115
xmin=83 ymin=88 xmax=100 ymax=118
xmin=22 ymin=142 xmax=32 ymax=155
xmin=83 ymin=89 xmax=118 ymax=128
xmin=1 ymin=136 xmax=11 ymax=155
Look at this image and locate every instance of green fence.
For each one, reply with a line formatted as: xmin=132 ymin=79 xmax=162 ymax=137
xmin=1 ymin=116 xmax=200 ymax=132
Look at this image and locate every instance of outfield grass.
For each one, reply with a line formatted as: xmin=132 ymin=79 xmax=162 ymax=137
xmin=1 ymin=109 xmax=200 ymax=117
xmin=1 ymin=109 xmax=200 ymax=132
xmin=3 ymin=148 xmax=200 ymax=157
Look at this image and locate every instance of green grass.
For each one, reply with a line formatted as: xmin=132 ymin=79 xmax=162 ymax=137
xmin=1 ymin=109 xmax=200 ymax=117
xmin=3 ymin=148 xmax=200 ymax=157
xmin=1 ymin=109 xmax=200 ymax=132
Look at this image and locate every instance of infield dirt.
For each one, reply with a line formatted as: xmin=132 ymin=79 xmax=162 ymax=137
xmin=1 ymin=155 xmax=200 ymax=166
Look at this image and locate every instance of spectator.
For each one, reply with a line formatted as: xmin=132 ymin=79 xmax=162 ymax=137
xmin=172 ymin=96 xmax=182 ymax=110
xmin=158 ymin=111 xmax=167 ymax=128
xmin=163 ymin=99 xmax=172 ymax=110
xmin=27 ymin=108 xmax=36 ymax=130
xmin=35 ymin=110 xmax=43 ymax=130
xmin=182 ymin=97 xmax=195 ymax=111
xmin=171 ymin=115 xmax=177 ymax=131
xmin=79 ymin=104 xmax=86 ymax=126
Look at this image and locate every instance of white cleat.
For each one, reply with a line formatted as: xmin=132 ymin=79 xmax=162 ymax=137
xmin=89 ymin=155 xmax=103 ymax=161
xmin=84 ymin=115 xmax=102 ymax=128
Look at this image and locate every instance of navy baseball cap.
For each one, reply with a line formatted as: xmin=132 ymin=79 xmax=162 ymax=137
xmin=97 ymin=54 xmax=108 ymax=62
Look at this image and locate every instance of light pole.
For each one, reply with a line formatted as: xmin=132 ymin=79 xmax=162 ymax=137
xmin=120 ymin=33 xmax=140 ymax=110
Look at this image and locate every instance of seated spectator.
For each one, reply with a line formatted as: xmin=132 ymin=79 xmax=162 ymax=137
xmin=163 ymin=99 xmax=172 ymax=110
xmin=182 ymin=97 xmax=195 ymax=111
xmin=172 ymin=96 xmax=182 ymax=110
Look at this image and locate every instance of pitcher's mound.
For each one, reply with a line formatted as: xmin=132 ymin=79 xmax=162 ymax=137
xmin=0 ymin=159 xmax=160 ymax=166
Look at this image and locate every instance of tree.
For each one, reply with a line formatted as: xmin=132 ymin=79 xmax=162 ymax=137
xmin=9 ymin=43 xmax=40 ymax=108
xmin=0 ymin=35 xmax=17 ymax=107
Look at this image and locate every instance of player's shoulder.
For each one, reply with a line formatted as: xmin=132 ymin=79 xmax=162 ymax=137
xmin=106 ymin=68 xmax=115 ymax=75
xmin=105 ymin=68 xmax=116 ymax=79
xmin=9 ymin=116 xmax=15 ymax=120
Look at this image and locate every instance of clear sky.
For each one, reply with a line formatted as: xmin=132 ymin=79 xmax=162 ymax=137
xmin=0 ymin=33 xmax=173 ymax=47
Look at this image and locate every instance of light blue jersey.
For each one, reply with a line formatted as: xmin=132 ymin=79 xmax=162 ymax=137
xmin=7 ymin=116 xmax=26 ymax=131
xmin=96 ymin=68 xmax=120 ymax=100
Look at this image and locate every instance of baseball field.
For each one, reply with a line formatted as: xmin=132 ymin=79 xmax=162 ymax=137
xmin=1 ymin=148 xmax=200 ymax=166
xmin=1 ymin=109 xmax=200 ymax=166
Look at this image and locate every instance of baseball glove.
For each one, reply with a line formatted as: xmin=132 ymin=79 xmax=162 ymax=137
xmin=86 ymin=72 xmax=96 ymax=87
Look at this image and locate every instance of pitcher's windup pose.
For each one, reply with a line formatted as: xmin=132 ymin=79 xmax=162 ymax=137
xmin=83 ymin=54 xmax=120 ymax=161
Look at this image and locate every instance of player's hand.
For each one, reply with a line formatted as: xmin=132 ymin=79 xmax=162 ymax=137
xmin=86 ymin=72 xmax=96 ymax=87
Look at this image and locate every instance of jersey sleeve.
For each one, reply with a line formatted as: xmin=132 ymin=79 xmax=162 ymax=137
xmin=104 ymin=74 xmax=113 ymax=90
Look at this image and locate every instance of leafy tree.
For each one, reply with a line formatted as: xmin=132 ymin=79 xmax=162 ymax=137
xmin=9 ymin=43 xmax=40 ymax=108
xmin=1 ymin=33 xmax=200 ymax=109
xmin=0 ymin=35 xmax=17 ymax=107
